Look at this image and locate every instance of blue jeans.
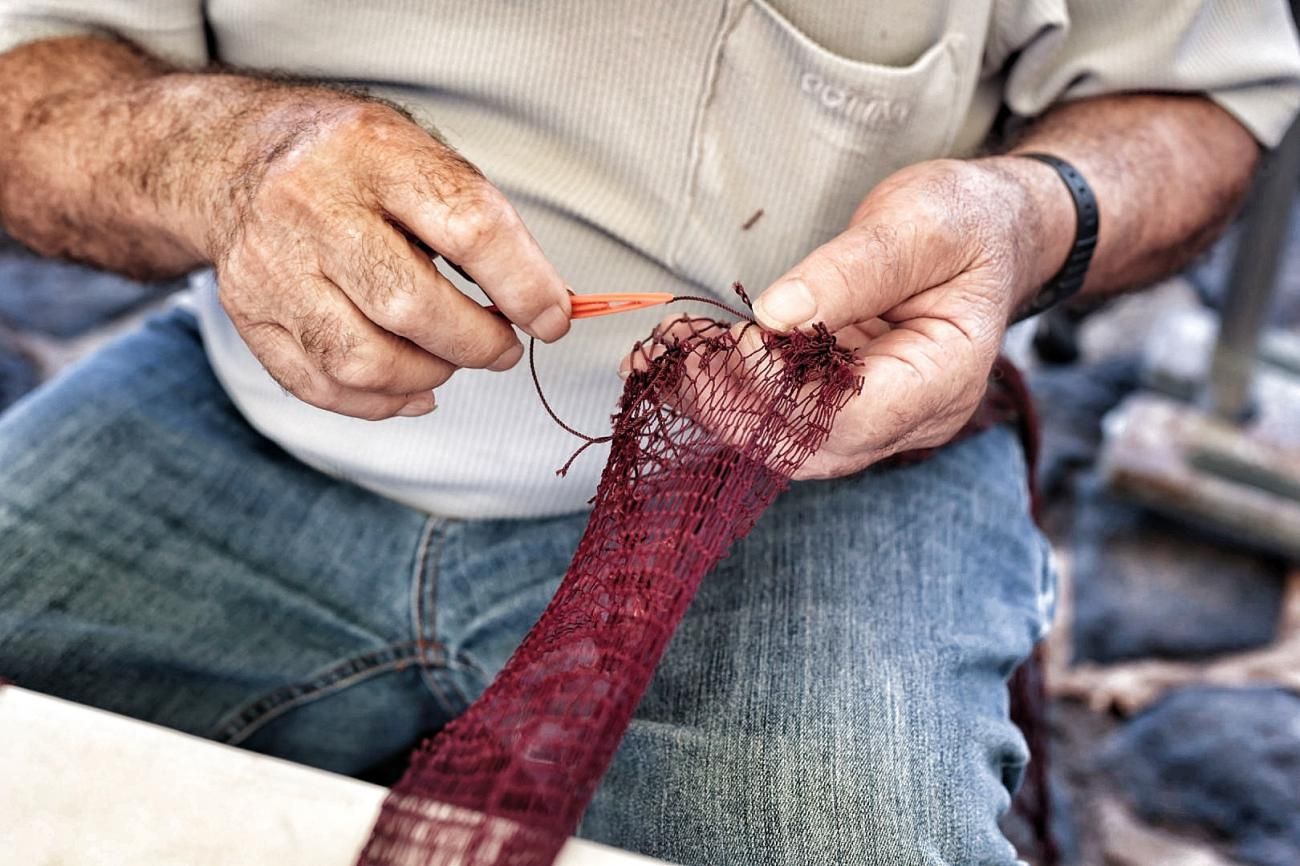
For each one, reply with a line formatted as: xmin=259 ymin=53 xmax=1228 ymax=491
xmin=0 ymin=309 xmax=1053 ymax=865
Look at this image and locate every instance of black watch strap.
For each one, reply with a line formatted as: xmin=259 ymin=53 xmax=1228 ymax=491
xmin=1013 ymin=152 xmax=1099 ymax=321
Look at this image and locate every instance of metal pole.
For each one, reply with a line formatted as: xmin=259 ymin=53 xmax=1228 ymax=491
xmin=1205 ymin=115 xmax=1300 ymax=422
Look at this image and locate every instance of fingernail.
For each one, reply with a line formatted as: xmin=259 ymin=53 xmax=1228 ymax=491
xmin=754 ymin=280 xmax=816 ymax=331
xmin=488 ymin=342 xmax=524 ymax=372
xmin=397 ymin=392 xmax=436 ymax=417
xmin=525 ymin=305 xmax=570 ymax=342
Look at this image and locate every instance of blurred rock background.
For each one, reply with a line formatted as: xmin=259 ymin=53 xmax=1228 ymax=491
xmin=2 ymin=201 xmax=1300 ymax=865
xmin=1001 ymin=200 xmax=1300 ymax=866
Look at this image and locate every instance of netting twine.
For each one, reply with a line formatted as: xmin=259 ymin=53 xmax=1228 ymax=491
xmin=357 ymin=287 xmax=863 ymax=866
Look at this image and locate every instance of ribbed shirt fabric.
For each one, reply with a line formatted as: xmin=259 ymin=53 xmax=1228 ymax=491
xmin=3 ymin=1 xmax=1299 ymax=517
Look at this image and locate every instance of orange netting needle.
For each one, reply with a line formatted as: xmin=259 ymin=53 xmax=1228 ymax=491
xmin=486 ymin=292 xmax=675 ymax=321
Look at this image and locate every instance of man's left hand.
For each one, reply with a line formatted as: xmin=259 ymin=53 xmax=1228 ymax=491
xmin=751 ymin=157 xmax=1072 ymax=479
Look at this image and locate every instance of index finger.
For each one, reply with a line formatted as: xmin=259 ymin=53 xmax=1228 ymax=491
xmin=377 ymin=151 xmax=572 ymax=342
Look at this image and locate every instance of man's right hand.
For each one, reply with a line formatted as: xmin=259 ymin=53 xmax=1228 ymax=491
xmin=0 ymin=35 xmax=571 ymax=421
xmin=199 ymin=98 xmax=571 ymax=420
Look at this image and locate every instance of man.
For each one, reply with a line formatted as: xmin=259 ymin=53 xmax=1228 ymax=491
xmin=0 ymin=2 xmax=1296 ymax=863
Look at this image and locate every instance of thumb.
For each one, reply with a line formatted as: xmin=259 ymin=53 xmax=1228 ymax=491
xmin=755 ymin=214 xmax=965 ymax=333
xmin=754 ymin=223 xmax=919 ymax=334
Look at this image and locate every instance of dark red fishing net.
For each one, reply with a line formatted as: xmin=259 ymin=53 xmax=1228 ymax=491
xmin=356 ymin=302 xmax=862 ymax=866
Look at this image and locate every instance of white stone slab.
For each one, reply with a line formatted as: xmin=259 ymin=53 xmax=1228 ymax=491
xmin=0 ymin=686 xmax=669 ymax=866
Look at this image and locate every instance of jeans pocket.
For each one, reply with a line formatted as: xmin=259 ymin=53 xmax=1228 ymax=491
xmin=668 ymin=0 xmax=974 ymax=290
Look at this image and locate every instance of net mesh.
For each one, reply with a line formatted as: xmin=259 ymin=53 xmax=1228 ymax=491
xmin=356 ymin=303 xmax=862 ymax=866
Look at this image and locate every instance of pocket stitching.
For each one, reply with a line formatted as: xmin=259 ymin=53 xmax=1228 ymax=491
xmin=209 ymin=640 xmax=438 ymax=746
xmin=750 ymin=0 xmax=964 ymax=77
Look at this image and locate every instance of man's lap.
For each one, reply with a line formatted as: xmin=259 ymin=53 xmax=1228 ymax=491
xmin=0 ymin=307 xmax=1050 ymax=865
xmin=580 ymin=414 xmax=1050 ymax=865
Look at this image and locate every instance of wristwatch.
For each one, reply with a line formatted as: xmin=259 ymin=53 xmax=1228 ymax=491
xmin=1013 ymin=152 xmax=1099 ymax=321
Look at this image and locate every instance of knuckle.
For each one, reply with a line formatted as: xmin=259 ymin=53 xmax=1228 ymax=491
xmin=296 ymin=312 xmax=337 ymax=359
xmin=370 ymin=287 xmax=422 ymax=331
xmin=354 ymin=234 xmax=419 ymax=312
xmin=409 ymin=146 xmax=483 ymax=206
xmin=297 ymin=313 xmax=364 ymax=378
xmin=442 ymin=189 xmax=516 ymax=256
xmin=444 ymin=324 xmax=508 ymax=367
xmin=331 ymin=344 xmax=397 ymax=391
xmin=329 ymin=102 xmax=408 ymax=153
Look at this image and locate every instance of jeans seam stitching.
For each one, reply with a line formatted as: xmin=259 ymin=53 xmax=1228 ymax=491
xmin=209 ymin=641 xmax=429 ymax=746
xmin=410 ymin=516 xmax=468 ymax=714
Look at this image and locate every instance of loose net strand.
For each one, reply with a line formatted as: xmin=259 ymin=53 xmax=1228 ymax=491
xmin=527 ymin=285 xmax=762 ymax=476
xmin=357 ymin=285 xmax=862 ymax=866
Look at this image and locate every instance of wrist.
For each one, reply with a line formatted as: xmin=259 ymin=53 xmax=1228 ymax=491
xmin=975 ymin=154 xmax=1078 ymax=312
xmin=137 ymin=73 xmax=265 ymax=263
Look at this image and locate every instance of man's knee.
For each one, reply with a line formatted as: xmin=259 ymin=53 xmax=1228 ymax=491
xmin=589 ymin=710 xmax=1025 ymax=866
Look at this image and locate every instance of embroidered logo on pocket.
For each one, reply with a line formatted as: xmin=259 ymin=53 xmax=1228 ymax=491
xmin=799 ymin=72 xmax=910 ymax=127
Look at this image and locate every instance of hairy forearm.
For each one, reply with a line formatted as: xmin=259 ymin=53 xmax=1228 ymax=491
xmin=0 ymin=36 xmax=208 ymax=278
xmin=0 ymin=35 xmax=363 ymax=280
xmin=987 ymin=93 xmax=1259 ymax=307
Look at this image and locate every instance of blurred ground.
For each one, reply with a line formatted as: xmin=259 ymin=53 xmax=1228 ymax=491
xmin=1000 ymin=205 xmax=1300 ymax=866
xmin=3 ymin=214 xmax=1300 ymax=864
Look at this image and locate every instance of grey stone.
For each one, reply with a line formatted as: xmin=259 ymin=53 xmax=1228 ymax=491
xmin=1027 ymin=354 xmax=1142 ymax=499
xmin=0 ymin=232 xmax=182 ymax=338
xmin=1070 ymin=476 xmax=1286 ymax=663
xmin=1102 ymin=686 xmax=1300 ymax=866
xmin=0 ymin=332 xmax=40 ymax=413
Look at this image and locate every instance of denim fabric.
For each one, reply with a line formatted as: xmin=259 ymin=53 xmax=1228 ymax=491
xmin=0 ymin=308 xmax=1053 ymax=866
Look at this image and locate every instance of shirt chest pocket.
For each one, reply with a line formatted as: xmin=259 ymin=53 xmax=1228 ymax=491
xmin=668 ymin=0 xmax=970 ymax=293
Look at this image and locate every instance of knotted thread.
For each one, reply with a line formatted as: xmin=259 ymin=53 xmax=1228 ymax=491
xmin=357 ymin=289 xmax=862 ymax=866
xmin=528 ymin=286 xmax=760 ymax=477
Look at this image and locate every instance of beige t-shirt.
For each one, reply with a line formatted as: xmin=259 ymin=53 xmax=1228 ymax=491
xmin=3 ymin=1 xmax=1299 ymax=517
